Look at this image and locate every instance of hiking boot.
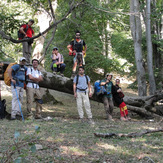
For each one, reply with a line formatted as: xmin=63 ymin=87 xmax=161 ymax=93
xmin=11 ymin=115 xmax=16 ymax=120
xmin=53 ymin=71 xmax=56 ymax=75
xmin=107 ymin=115 xmax=114 ymax=121
xmin=71 ymin=73 xmax=76 ymax=80
xmin=120 ymin=117 xmax=128 ymax=121
xmin=126 ymin=115 xmax=131 ymax=121
xmin=35 ymin=115 xmax=42 ymax=119
xmin=88 ymin=119 xmax=95 ymax=125
xmin=79 ymin=118 xmax=85 ymax=123
xmin=60 ymin=73 xmax=64 ymax=77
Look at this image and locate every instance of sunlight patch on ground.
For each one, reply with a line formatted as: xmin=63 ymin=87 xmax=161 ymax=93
xmin=60 ymin=146 xmax=87 ymax=156
xmin=97 ymin=143 xmax=116 ymax=150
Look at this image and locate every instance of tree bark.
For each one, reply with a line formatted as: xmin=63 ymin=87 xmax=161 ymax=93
xmin=130 ymin=0 xmax=147 ymax=96
xmin=146 ymin=0 xmax=156 ymax=95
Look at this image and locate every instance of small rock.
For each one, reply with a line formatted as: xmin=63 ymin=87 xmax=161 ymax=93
xmin=35 ymin=144 xmax=43 ymax=150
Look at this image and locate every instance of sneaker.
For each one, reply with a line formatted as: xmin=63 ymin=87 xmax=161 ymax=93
xmin=79 ymin=118 xmax=85 ymax=123
xmin=11 ymin=115 xmax=16 ymax=120
xmin=88 ymin=119 xmax=95 ymax=125
xmin=60 ymin=73 xmax=64 ymax=77
xmin=126 ymin=116 xmax=131 ymax=121
xmin=120 ymin=117 xmax=128 ymax=121
xmin=53 ymin=71 xmax=56 ymax=75
xmin=108 ymin=114 xmax=114 ymax=121
xmin=71 ymin=73 xmax=75 ymax=80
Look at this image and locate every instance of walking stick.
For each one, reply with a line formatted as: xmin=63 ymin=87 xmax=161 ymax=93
xmin=14 ymin=85 xmax=24 ymax=121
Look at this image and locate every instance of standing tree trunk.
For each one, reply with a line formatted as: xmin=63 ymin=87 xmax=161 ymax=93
xmin=130 ymin=0 xmax=147 ymax=96
xmin=146 ymin=0 xmax=156 ymax=95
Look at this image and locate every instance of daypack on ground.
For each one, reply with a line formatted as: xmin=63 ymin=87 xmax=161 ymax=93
xmin=18 ymin=24 xmax=28 ymax=39
xmin=0 ymin=99 xmax=7 ymax=119
xmin=94 ymin=80 xmax=107 ymax=96
xmin=4 ymin=63 xmax=17 ymax=86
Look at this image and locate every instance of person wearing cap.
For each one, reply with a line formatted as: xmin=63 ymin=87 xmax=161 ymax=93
xmin=50 ymin=47 xmax=66 ymax=76
xmin=100 ymin=73 xmax=114 ymax=121
xmin=67 ymin=30 xmax=87 ymax=79
xmin=112 ymin=78 xmax=131 ymax=121
xmin=26 ymin=59 xmax=43 ymax=119
xmin=19 ymin=19 xmax=35 ymax=63
xmin=8 ymin=57 xmax=28 ymax=120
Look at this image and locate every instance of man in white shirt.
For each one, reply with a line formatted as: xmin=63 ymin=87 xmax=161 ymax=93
xmin=26 ymin=59 xmax=43 ymax=119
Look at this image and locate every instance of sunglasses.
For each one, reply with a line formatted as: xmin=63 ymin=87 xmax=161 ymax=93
xmin=76 ymin=34 xmax=80 ymax=36
xmin=53 ymin=49 xmax=58 ymax=51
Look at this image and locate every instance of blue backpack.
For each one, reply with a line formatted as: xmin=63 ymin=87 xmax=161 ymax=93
xmin=94 ymin=80 xmax=107 ymax=96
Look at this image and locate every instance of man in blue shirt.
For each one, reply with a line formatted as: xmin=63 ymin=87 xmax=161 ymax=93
xmin=8 ymin=57 xmax=27 ymax=120
xmin=73 ymin=66 xmax=94 ymax=124
xmin=100 ymin=73 xmax=114 ymax=121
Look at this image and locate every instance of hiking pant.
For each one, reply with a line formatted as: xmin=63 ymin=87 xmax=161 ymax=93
xmin=11 ymin=86 xmax=24 ymax=117
xmin=76 ymin=91 xmax=92 ymax=119
xmin=102 ymin=96 xmax=114 ymax=118
xmin=119 ymin=102 xmax=128 ymax=117
xmin=23 ymin=41 xmax=31 ymax=63
xmin=26 ymin=87 xmax=42 ymax=116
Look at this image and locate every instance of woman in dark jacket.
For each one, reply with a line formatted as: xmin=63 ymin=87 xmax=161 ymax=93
xmin=112 ymin=78 xmax=131 ymax=121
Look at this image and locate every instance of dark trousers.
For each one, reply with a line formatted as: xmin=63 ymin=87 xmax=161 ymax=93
xmin=51 ymin=61 xmax=66 ymax=73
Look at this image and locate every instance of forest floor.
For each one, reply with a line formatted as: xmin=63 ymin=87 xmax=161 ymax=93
xmin=0 ymin=81 xmax=163 ymax=163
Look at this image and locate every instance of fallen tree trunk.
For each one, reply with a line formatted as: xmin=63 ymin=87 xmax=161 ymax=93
xmin=94 ymin=128 xmax=163 ymax=138
xmin=0 ymin=62 xmax=163 ymax=117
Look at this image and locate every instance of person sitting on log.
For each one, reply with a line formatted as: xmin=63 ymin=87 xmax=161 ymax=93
xmin=112 ymin=78 xmax=131 ymax=121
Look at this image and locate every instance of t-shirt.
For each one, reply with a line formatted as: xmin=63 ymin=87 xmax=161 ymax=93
xmin=26 ymin=67 xmax=42 ymax=89
xmin=112 ymin=85 xmax=123 ymax=105
xmin=101 ymin=79 xmax=113 ymax=98
xmin=51 ymin=53 xmax=64 ymax=63
xmin=21 ymin=24 xmax=34 ymax=38
xmin=73 ymin=75 xmax=90 ymax=92
xmin=70 ymin=39 xmax=86 ymax=52
xmin=11 ymin=64 xmax=27 ymax=88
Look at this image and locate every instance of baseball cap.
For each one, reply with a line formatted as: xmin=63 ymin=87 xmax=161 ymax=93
xmin=32 ymin=58 xmax=39 ymax=64
xmin=53 ymin=47 xmax=58 ymax=50
xmin=105 ymin=72 xmax=113 ymax=78
xmin=19 ymin=57 xmax=27 ymax=62
xmin=29 ymin=19 xmax=34 ymax=23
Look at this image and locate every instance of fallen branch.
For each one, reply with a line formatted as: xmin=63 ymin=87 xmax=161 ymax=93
xmin=94 ymin=128 xmax=163 ymax=138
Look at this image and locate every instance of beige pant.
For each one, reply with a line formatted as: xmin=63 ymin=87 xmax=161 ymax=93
xmin=26 ymin=87 xmax=42 ymax=116
xmin=11 ymin=86 xmax=24 ymax=117
xmin=76 ymin=91 xmax=92 ymax=119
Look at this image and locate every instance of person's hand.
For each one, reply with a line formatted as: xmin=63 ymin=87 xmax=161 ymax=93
xmin=89 ymin=92 xmax=92 ymax=97
xmin=82 ymin=51 xmax=85 ymax=55
xmin=74 ymin=92 xmax=77 ymax=98
xmin=117 ymin=89 xmax=122 ymax=93
xmin=11 ymin=79 xmax=16 ymax=85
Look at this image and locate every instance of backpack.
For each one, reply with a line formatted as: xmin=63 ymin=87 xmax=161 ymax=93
xmin=18 ymin=24 xmax=28 ymax=39
xmin=94 ymin=80 xmax=107 ymax=96
xmin=69 ymin=39 xmax=86 ymax=57
xmin=0 ymin=99 xmax=7 ymax=119
xmin=4 ymin=63 xmax=17 ymax=86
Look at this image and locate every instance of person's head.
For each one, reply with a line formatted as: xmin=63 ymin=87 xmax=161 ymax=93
xmin=32 ymin=59 xmax=39 ymax=68
xmin=52 ymin=47 xmax=58 ymax=54
xmin=78 ymin=66 xmax=85 ymax=75
xmin=75 ymin=30 xmax=81 ymax=39
xmin=28 ymin=19 xmax=34 ymax=26
xmin=105 ymin=73 xmax=113 ymax=81
xmin=115 ymin=78 xmax=120 ymax=85
xmin=19 ymin=57 xmax=27 ymax=65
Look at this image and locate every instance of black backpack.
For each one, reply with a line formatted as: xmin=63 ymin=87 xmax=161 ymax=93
xmin=0 ymin=99 xmax=7 ymax=119
xmin=18 ymin=24 xmax=28 ymax=39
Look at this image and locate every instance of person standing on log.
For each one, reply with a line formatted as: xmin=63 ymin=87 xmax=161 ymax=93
xmin=100 ymin=73 xmax=114 ymax=121
xmin=112 ymin=78 xmax=131 ymax=121
xmin=73 ymin=66 xmax=94 ymax=124
xmin=19 ymin=19 xmax=35 ymax=63
xmin=67 ymin=30 xmax=87 ymax=79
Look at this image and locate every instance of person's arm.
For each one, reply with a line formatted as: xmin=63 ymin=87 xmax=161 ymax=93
xmin=88 ymin=81 xmax=92 ymax=97
xmin=67 ymin=44 xmax=73 ymax=53
xmin=73 ymin=83 xmax=77 ymax=98
xmin=19 ymin=26 xmax=27 ymax=38
xmin=8 ymin=68 xmax=16 ymax=85
xmin=83 ymin=45 xmax=87 ymax=55
xmin=100 ymin=79 xmax=109 ymax=86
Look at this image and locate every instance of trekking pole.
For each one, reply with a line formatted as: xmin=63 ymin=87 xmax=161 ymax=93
xmin=14 ymin=85 xmax=24 ymax=121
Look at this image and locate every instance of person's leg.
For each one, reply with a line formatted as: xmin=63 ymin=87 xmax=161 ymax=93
xmin=59 ymin=63 xmax=66 ymax=74
xmin=22 ymin=42 xmax=30 ymax=63
xmin=108 ymin=97 xmax=114 ymax=115
xmin=102 ymin=96 xmax=112 ymax=120
xmin=83 ymin=92 xmax=92 ymax=119
xmin=35 ymin=89 xmax=43 ymax=118
xmin=76 ymin=92 xmax=84 ymax=119
xmin=26 ymin=87 xmax=34 ymax=115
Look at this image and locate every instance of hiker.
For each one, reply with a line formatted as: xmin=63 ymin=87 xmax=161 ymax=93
xmin=100 ymin=73 xmax=114 ymax=121
xmin=73 ymin=66 xmax=94 ymax=124
xmin=50 ymin=47 xmax=66 ymax=76
xmin=8 ymin=57 xmax=27 ymax=120
xmin=26 ymin=59 xmax=43 ymax=119
xmin=67 ymin=30 xmax=87 ymax=79
xmin=112 ymin=78 xmax=131 ymax=121
xmin=19 ymin=19 xmax=35 ymax=63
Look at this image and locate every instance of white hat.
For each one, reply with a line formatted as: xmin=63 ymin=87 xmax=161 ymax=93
xmin=19 ymin=57 xmax=27 ymax=62
xmin=105 ymin=72 xmax=113 ymax=78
